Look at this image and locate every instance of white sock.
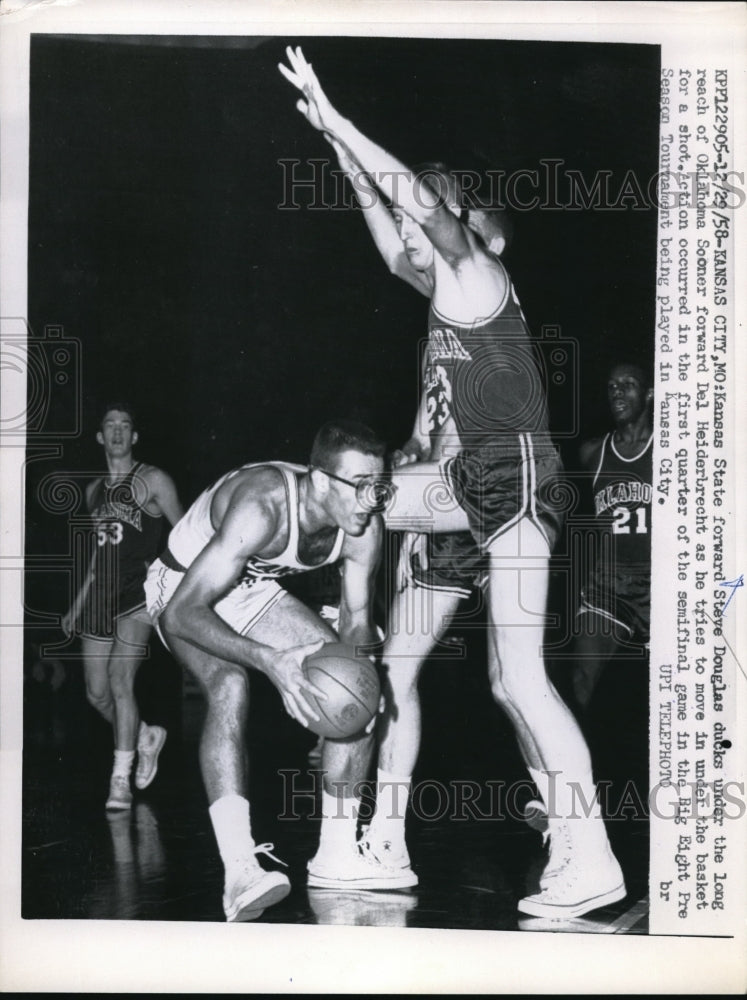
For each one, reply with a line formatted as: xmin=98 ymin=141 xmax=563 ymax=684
xmin=317 ymin=788 xmax=361 ymax=856
xmin=208 ymin=794 xmax=256 ymax=873
xmin=368 ymin=769 xmax=410 ymax=851
xmin=112 ymin=750 xmax=135 ymax=778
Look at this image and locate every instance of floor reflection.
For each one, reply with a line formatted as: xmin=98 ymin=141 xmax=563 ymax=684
xmin=22 ymin=642 xmax=649 ymax=932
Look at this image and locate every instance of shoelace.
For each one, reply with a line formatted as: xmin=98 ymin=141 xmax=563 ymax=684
xmin=252 ymin=843 xmax=288 ymax=868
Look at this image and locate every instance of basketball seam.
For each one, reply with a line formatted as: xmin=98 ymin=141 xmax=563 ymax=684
xmin=307 ymin=665 xmax=377 ymax=736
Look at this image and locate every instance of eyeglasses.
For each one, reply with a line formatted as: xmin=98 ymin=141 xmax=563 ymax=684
xmin=309 ymin=466 xmax=397 ymax=513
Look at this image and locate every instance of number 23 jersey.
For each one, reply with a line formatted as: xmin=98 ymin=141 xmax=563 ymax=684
xmin=592 ymin=432 xmax=653 ymax=570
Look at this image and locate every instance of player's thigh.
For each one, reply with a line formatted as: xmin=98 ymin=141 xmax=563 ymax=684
xmin=165 ymin=629 xmax=251 ymax=700
xmin=386 ymin=462 xmax=471 ymax=533
xmin=575 ymin=616 xmax=623 ymax=664
xmin=382 ymin=583 xmax=462 ymax=700
xmin=485 ymin=519 xmax=551 ymax=688
xmin=385 ymin=582 xmax=461 ymax=660
xmin=110 ymin=612 xmax=152 ymax=670
xmin=486 ymin=517 xmax=550 ymax=622
xmin=246 ymin=590 xmax=337 ymax=651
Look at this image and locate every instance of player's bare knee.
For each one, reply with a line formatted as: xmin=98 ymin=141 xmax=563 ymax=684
xmin=85 ymin=685 xmax=111 ymax=713
xmin=210 ymin=665 xmax=250 ymax=708
xmin=380 ymin=658 xmax=420 ymax=705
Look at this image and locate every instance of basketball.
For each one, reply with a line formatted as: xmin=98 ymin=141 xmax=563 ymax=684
xmin=302 ymin=642 xmax=380 ymax=739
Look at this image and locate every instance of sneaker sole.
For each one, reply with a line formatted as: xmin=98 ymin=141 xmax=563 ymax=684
xmin=307 ymin=870 xmax=419 ymax=891
xmin=517 ymin=881 xmax=626 ymax=919
xmin=225 ymin=877 xmax=291 ymax=923
xmin=134 ymin=728 xmax=167 ymax=790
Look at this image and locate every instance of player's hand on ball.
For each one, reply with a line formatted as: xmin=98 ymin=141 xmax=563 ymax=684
xmin=278 ymin=46 xmax=340 ymax=136
xmin=270 ymin=639 xmax=328 ymax=727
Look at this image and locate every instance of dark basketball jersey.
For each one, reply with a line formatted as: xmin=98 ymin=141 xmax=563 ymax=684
xmin=591 ymin=433 xmax=653 ymax=570
xmin=88 ymin=462 xmax=164 ymax=595
xmin=424 ymin=261 xmax=551 ymax=450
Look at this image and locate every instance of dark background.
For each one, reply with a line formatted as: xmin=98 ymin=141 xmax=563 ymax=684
xmin=24 ymin=28 xmax=660 ymax=683
xmin=21 ymin=33 xmax=658 ymax=917
xmin=26 ymin=33 xmax=660 ymax=501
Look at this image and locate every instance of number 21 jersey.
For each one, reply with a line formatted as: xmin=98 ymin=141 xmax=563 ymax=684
xmin=592 ymin=433 xmax=653 ymax=571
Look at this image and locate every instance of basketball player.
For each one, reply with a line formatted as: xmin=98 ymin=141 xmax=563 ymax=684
xmin=144 ymin=420 xmax=397 ymax=922
xmin=62 ymin=404 xmax=183 ymax=810
xmin=573 ymin=362 xmax=653 ymax=708
xmin=280 ymin=47 xmax=625 ymax=918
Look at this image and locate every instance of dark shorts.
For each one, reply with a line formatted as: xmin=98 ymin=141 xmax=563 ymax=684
xmin=578 ymin=562 xmax=651 ymax=643
xmin=442 ymin=434 xmax=565 ymax=552
xmin=78 ymin=572 xmax=149 ymax=640
xmin=411 ymin=531 xmax=487 ymax=597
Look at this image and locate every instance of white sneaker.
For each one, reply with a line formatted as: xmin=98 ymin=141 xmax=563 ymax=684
xmin=105 ymin=774 xmax=133 ymax=811
xmin=223 ymin=844 xmax=291 ymax=922
xmin=135 ymin=723 xmax=167 ymax=790
xmin=539 ymin=817 xmax=573 ymax=886
xmin=308 ymin=837 xmax=418 ymax=890
xmin=518 ymin=846 xmax=626 ymax=919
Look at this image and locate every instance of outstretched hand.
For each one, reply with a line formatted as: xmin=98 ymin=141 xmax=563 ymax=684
xmin=278 ymin=45 xmax=341 ymax=136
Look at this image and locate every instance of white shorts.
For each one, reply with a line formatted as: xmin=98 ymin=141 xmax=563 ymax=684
xmin=144 ymin=558 xmax=288 ymax=647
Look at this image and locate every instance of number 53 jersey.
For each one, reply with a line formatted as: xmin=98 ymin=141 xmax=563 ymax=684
xmin=81 ymin=462 xmax=164 ymax=638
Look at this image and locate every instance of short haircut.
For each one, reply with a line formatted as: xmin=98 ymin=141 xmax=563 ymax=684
xmin=99 ymin=401 xmax=137 ymax=430
xmin=310 ymin=419 xmax=386 ymax=471
xmin=609 ymin=361 xmax=653 ymax=390
xmin=412 ymin=161 xmax=513 ymax=252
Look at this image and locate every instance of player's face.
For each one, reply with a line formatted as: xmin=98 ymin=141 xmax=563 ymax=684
xmin=393 ymin=209 xmax=434 ymax=271
xmin=97 ymin=410 xmax=137 ymax=457
xmin=607 ymin=366 xmax=651 ymax=425
xmin=326 ymin=449 xmax=387 ymax=535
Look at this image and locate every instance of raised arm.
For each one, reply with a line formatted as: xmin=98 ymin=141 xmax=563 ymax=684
xmin=327 ymin=135 xmax=432 ymax=296
xmin=279 ymin=46 xmax=471 ymax=266
xmin=160 ymin=485 xmax=326 ymax=726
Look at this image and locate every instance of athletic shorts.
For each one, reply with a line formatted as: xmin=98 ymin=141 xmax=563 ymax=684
xmin=441 ymin=435 xmax=565 ymax=552
xmin=410 ymin=531 xmax=487 ymax=598
xmin=144 ymin=558 xmax=287 ymax=647
xmin=578 ymin=562 xmax=651 ymax=643
xmin=78 ymin=572 xmax=150 ymax=640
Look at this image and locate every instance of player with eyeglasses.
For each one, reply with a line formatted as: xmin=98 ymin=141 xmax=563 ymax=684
xmin=144 ymin=419 xmax=391 ymax=921
xmin=281 ymin=45 xmax=625 ymax=918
